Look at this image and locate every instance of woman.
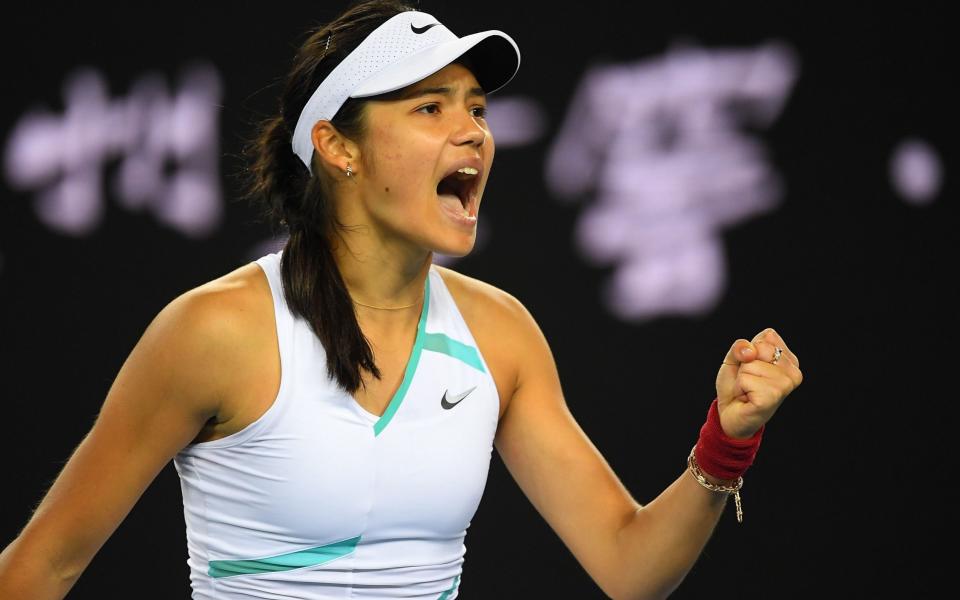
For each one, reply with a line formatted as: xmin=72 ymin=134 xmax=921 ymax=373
xmin=0 ymin=1 xmax=802 ymax=599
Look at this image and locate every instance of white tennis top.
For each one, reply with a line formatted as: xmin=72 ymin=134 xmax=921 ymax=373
xmin=173 ymin=250 xmax=500 ymax=599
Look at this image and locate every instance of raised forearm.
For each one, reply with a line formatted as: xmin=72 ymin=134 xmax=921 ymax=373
xmin=611 ymin=471 xmax=729 ymax=600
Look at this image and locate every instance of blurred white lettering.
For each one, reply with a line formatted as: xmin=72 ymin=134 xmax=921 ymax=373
xmin=4 ymin=63 xmax=223 ymax=237
xmin=546 ymin=42 xmax=798 ymax=321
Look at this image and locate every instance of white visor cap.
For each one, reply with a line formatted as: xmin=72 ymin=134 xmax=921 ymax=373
xmin=291 ymin=10 xmax=521 ymax=171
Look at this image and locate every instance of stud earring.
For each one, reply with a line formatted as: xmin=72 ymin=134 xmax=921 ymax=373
xmin=345 ymin=164 xmax=353 ymax=178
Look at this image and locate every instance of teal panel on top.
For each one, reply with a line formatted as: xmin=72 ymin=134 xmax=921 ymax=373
xmin=373 ymin=275 xmax=431 ymax=437
xmin=208 ymin=535 xmax=361 ymax=578
xmin=422 ymin=333 xmax=486 ymax=373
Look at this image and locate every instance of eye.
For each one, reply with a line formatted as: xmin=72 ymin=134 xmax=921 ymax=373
xmin=471 ymin=105 xmax=488 ymax=119
xmin=416 ymin=103 xmax=441 ymax=114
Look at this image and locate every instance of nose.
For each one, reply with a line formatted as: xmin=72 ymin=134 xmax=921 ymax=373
xmin=452 ymin=110 xmax=487 ymax=148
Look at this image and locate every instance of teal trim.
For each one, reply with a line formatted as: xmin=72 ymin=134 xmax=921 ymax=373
xmin=208 ymin=535 xmax=360 ymax=578
xmin=373 ymin=275 xmax=431 ymax=437
xmin=422 ymin=333 xmax=486 ymax=373
xmin=438 ymin=574 xmax=461 ymax=599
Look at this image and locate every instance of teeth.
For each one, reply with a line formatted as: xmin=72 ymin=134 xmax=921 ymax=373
xmin=456 ymin=167 xmax=479 ymax=176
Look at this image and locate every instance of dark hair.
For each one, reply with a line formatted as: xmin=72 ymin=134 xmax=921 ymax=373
xmin=243 ymin=0 xmax=416 ymax=393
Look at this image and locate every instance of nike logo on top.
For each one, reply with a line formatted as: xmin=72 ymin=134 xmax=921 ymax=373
xmin=441 ymin=386 xmax=477 ymax=409
xmin=411 ymin=22 xmax=439 ymax=34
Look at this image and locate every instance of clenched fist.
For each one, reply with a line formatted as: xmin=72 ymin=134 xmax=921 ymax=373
xmin=715 ymin=328 xmax=802 ymax=439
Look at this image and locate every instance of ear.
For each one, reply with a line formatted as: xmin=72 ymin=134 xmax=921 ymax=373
xmin=310 ymin=120 xmax=360 ymax=176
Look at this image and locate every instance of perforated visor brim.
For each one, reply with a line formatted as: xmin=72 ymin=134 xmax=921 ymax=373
xmin=349 ymin=30 xmax=520 ymax=98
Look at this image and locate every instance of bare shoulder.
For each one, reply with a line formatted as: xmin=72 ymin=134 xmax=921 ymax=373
xmin=145 ymin=261 xmax=277 ymax=421
xmin=159 ymin=262 xmax=271 ymax=353
xmin=179 ymin=261 xmax=272 ymax=324
xmin=0 ymin=261 xmax=278 ymax=583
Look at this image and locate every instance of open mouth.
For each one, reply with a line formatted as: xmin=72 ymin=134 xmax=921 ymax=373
xmin=436 ymin=168 xmax=480 ymax=216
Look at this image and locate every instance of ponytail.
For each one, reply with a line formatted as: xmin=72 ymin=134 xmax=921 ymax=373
xmin=242 ymin=1 xmax=415 ymax=392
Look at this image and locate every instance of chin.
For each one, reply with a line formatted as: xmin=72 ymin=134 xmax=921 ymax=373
xmin=431 ymin=236 xmax=477 ymax=259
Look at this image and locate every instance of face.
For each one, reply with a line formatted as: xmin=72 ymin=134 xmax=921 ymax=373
xmin=347 ymin=62 xmax=495 ymax=258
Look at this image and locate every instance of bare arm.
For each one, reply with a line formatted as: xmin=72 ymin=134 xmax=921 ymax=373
xmin=0 ymin=288 xmax=244 ymax=599
xmin=493 ymin=299 xmax=799 ymax=600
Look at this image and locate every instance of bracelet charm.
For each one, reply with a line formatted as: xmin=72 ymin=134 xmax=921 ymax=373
xmin=687 ymin=446 xmax=745 ymax=523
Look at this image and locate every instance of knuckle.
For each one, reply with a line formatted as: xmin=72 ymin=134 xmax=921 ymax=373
xmin=781 ymin=377 xmax=794 ymax=394
xmin=783 ymin=372 xmax=799 ymax=390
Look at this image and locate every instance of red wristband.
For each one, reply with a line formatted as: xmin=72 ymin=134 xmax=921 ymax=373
xmin=694 ymin=398 xmax=763 ymax=481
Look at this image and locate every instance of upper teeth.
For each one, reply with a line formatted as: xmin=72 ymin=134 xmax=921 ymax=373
xmin=457 ymin=167 xmax=479 ymax=176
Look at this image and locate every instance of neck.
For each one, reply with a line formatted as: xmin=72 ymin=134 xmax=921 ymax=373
xmin=332 ymin=227 xmax=432 ymax=317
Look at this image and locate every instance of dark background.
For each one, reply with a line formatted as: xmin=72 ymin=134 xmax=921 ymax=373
xmin=1 ymin=2 xmax=954 ymax=598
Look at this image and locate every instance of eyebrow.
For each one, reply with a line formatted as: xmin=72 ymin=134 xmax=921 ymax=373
xmin=400 ymin=86 xmax=486 ymax=100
